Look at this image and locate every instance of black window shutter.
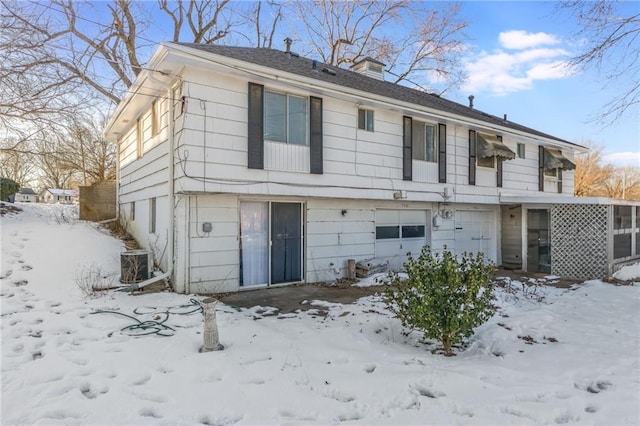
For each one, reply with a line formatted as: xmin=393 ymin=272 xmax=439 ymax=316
xmin=310 ymin=96 xmax=323 ymax=174
xmin=403 ymin=116 xmax=413 ymax=181
xmin=469 ymin=130 xmax=476 ymax=185
xmin=438 ymin=123 xmax=447 ymax=183
xmin=538 ymin=146 xmax=544 ymax=191
xmin=496 ymin=135 xmax=503 ymax=188
xmin=558 ymin=169 xmax=563 ymax=193
xmin=247 ymin=82 xmax=264 ymax=169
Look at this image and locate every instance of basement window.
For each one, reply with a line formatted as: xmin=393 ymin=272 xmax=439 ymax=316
xmin=149 ymin=198 xmax=156 ymax=234
xmin=376 ymin=226 xmax=399 ymax=239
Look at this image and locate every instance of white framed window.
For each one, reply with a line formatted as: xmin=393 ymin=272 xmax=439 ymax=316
xmin=136 ymin=118 xmax=143 ymax=158
xmin=517 ymin=143 xmax=525 ymax=158
xmin=478 ymin=155 xmax=495 ymax=168
xmin=264 ymin=91 xmax=308 ymax=145
xmin=411 ymin=121 xmax=437 ymax=163
xmin=151 ymin=100 xmax=160 ymax=136
xmin=149 ymin=198 xmax=156 ymax=234
xmin=358 ymin=108 xmax=374 ymax=131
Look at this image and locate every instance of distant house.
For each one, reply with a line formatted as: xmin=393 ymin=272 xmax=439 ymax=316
xmin=13 ymin=188 xmax=37 ymax=203
xmin=39 ymin=188 xmax=78 ymax=205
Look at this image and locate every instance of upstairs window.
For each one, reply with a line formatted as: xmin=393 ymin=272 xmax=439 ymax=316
xmin=136 ymin=118 xmax=143 ymax=158
xmin=477 ymin=156 xmax=495 ymax=168
xmin=517 ymin=143 xmax=525 ymax=158
xmin=411 ymin=121 xmax=437 ymax=163
xmin=264 ymin=91 xmax=308 ymax=145
xmin=476 ymin=134 xmax=515 ymax=168
xmin=358 ymin=109 xmax=374 ymax=131
xmin=151 ymin=100 xmax=161 ymax=136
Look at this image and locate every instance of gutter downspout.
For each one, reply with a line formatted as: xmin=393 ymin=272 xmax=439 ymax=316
xmin=119 ymin=87 xmax=176 ymax=292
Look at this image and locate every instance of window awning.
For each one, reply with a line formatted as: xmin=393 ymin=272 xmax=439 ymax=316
xmin=544 ymin=148 xmax=576 ymax=171
xmin=477 ymin=134 xmax=516 ymax=160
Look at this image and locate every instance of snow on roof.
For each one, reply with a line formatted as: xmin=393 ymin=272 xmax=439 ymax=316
xmin=18 ymin=188 xmax=37 ymax=195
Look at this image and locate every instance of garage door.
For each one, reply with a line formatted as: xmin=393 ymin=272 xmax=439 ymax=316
xmin=375 ymin=209 xmax=430 ymax=271
xmin=454 ymin=210 xmax=496 ymax=263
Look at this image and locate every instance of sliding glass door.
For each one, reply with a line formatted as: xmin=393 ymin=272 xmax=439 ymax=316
xmin=239 ymin=202 xmax=269 ymax=286
xmin=240 ymin=201 xmax=303 ymax=287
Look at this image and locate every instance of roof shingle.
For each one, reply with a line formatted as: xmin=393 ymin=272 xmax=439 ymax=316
xmin=176 ymin=43 xmax=577 ymax=146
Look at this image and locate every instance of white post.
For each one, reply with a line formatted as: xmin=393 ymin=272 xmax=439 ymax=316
xmin=200 ymin=298 xmax=224 ymax=352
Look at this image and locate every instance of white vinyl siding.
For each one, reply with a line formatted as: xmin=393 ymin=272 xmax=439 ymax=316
xmin=162 ymin=69 xmax=576 ymax=203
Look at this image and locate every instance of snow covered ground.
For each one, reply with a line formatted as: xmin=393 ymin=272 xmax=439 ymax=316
xmin=1 ymin=202 xmax=639 ymax=425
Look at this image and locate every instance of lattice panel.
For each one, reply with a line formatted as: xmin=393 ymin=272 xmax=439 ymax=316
xmin=551 ymin=204 xmax=609 ymax=279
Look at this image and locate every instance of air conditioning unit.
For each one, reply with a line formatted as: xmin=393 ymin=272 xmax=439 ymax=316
xmin=120 ymin=250 xmax=151 ymax=284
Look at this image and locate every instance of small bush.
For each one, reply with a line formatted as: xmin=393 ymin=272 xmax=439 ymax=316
xmin=385 ymin=246 xmax=496 ymax=355
xmin=74 ymin=264 xmax=116 ymax=298
xmin=0 ymin=178 xmax=19 ymax=202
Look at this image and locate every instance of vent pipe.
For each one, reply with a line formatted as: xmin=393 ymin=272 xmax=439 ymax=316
xmin=468 ymin=95 xmax=474 ymax=109
xmin=284 ymin=37 xmax=292 ymax=53
xmin=503 ymin=114 xmax=508 ymax=121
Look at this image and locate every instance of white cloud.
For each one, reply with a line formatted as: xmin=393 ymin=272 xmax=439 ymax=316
xmin=499 ymin=30 xmax=560 ymax=50
xmin=514 ymin=48 xmax=569 ymax=62
xmin=462 ymin=33 xmax=573 ymax=96
xmin=527 ymin=60 xmax=574 ymax=80
xmin=603 ymin=151 xmax=640 ymax=167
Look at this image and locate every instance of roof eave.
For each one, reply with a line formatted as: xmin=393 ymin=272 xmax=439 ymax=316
xmin=151 ymin=43 xmax=587 ymax=152
xmin=103 ymin=43 xmax=179 ymax=142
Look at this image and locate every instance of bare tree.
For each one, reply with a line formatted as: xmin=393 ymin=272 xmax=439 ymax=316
xmin=59 ymin=117 xmax=117 ymax=184
xmin=602 ymin=166 xmax=640 ymax=200
xmin=574 ymin=143 xmax=640 ymax=200
xmin=573 ymin=145 xmax=614 ymax=197
xmin=290 ymin=0 xmax=468 ymax=93
xmin=2 ymin=0 xmax=469 ymax=189
xmin=35 ymin=135 xmax=78 ymax=189
xmin=558 ymin=1 xmax=640 ymax=123
xmin=1 ymin=0 xmax=237 ymax=188
xmin=237 ymin=1 xmax=282 ymax=48
xmin=1 ymin=0 xmax=238 ymax=129
xmin=0 ymin=138 xmax=38 ymax=187
xmin=159 ymin=0 xmax=234 ymax=44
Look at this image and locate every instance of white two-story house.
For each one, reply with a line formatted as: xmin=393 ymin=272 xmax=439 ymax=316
xmin=104 ymin=42 xmax=639 ymax=293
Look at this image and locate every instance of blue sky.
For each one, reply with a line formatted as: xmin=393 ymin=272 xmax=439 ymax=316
xmin=448 ymin=1 xmax=639 ymax=166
